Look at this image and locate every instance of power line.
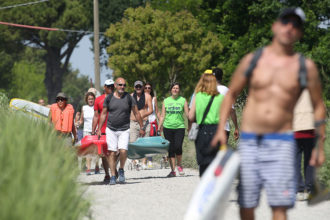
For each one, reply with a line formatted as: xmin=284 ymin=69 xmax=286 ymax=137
xmin=0 ymin=0 xmax=49 ymax=10
xmin=0 ymin=21 xmax=104 ymax=35
xmin=0 ymin=21 xmax=57 ymax=31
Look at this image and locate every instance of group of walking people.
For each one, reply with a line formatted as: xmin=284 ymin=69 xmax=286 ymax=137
xmin=47 ymin=69 xmax=239 ymax=183
xmin=46 ymin=6 xmax=327 ymax=220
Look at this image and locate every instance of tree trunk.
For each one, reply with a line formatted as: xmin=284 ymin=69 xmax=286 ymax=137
xmin=44 ymin=47 xmax=65 ymax=104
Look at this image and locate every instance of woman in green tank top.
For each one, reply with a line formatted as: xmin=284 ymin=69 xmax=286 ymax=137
xmin=158 ymin=82 xmax=189 ymax=177
xmin=188 ymin=71 xmax=224 ymax=176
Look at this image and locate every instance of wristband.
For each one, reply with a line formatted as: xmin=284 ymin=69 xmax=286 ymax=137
xmin=314 ymin=119 xmax=326 ymax=127
xmin=141 ymin=120 xmax=149 ymax=131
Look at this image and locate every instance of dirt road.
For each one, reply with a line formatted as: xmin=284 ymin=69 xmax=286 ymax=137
xmin=78 ymin=166 xmax=330 ymax=220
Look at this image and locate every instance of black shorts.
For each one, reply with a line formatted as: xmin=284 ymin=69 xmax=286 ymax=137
xmin=163 ymin=128 xmax=185 ymax=157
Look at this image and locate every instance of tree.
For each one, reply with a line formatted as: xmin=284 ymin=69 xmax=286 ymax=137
xmin=151 ymin=0 xmax=329 ymax=97
xmin=9 ymin=47 xmax=47 ymax=102
xmin=105 ymin=5 xmax=223 ymax=98
xmin=0 ymin=26 xmax=23 ymax=94
xmin=0 ymin=0 xmax=92 ymax=102
xmin=6 ymin=46 xmax=89 ymax=109
xmin=62 ymin=68 xmax=90 ymax=112
xmin=199 ymin=0 xmax=330 ymax=96
xmin=94 ymin=0 xmax=146 ymax=67
xmin=150 ymin=0 xmax=202 ymax=15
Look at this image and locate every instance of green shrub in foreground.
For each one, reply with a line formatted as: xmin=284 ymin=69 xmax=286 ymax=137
xmin=0 ymin=111 xmax=90 ymax=220
xmin=0 ymin=92 xmax=9 ymax=108
xmin=319 ymin=121 xmax=330 ymax=188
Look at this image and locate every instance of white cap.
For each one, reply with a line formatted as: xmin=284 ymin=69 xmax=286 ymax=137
xmin=104 ymin=79 xmax=114 ymax=86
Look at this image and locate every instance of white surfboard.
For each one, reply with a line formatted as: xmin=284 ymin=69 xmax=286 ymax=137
xmin=184 ymin=147 xmax=240 ymax=220
xmin=9 ymin=98 xmax=50 ymax=119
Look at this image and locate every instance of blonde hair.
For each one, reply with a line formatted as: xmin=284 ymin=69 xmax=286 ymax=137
xmin=194 ymin=73 xmax=219 ymax=96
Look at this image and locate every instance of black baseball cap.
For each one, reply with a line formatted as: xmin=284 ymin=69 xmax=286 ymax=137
xmin=278 ymin=7 xmax=306 ymax=23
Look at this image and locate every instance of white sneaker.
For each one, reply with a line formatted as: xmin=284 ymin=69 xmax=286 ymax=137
xmin=296 ymin=192 xmax=306 ymax=201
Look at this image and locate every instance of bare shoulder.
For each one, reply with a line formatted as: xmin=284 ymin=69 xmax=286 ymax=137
xmin=235 ymin=52 xmax=255 ymax=74
xmin=305 ymin=58 xmax=318 ymax=77
xmin=145 ymin=92 xmax=152 ymax=99
xmin=241 ymin=52 xmax=255 ymax=64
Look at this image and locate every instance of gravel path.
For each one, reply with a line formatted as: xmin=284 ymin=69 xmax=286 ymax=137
xmin=78 ymin=165 xmax=330 ymax=220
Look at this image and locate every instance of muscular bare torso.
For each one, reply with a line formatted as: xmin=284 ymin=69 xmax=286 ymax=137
xmin=130 ymin=92 xmax=152 ymax=121
xmin=241 ymin=48 xmax=302 ymax=133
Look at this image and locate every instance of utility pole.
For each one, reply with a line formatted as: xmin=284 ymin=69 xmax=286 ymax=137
xmin=93 ymin=0 xmax=100 ymax=91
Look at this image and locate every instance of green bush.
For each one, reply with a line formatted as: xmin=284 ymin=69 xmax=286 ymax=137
xmin=0 ymin=92 xmax=9 ymax=108
xmin=0 ymin=109 xmax=90 ymax=220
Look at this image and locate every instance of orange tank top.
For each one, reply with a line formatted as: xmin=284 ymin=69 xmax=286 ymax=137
xmin=50 ymin=103 xmax=74 ymax=133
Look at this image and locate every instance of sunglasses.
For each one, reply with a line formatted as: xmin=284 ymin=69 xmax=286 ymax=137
xmin=144 ymin=86 xmax=151 ymax=90
xmin=117 ymin=83 xmax=126 ymax=87
xmin=106 ymin=84 xmax=114 ymax=88
xmin=280 ymin=18 xmax=302 ymax=29
xmin=56 ymin=98 xmax=66 ymax=102
xmin=135 ymin=85 xmax=142 ymax=89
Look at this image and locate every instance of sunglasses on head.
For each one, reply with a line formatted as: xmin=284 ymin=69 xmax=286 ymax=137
xmin=135 ymin=85 xmax=142 ymax=89
xmin=117 ymin=83 xmax=126 ymax=87
xmin=144 ymin=86 xmax=151 ymax=90
xmin=280 ymin=17 xmax=302 ymax=29
xmin=56 ymin=98 xmax=66 ymax=102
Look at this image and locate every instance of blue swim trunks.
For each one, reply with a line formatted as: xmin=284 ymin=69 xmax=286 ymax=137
xmin=238 ymin=132 xmax=296 ymax=208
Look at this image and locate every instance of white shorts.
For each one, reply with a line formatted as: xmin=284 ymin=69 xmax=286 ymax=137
xmin=106 ymin=127 xmax=130 ymax=151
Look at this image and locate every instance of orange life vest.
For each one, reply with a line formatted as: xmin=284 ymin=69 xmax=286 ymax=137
xmin=50 ymin=103 xmax=74 ymax=133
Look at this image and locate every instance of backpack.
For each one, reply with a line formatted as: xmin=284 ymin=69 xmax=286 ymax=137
xmin=244 ymin=47 xmax=307 ymax=90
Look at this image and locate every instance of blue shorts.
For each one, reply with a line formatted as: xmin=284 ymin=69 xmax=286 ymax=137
xmin=238 ymin=132 xmax=296 ymax=208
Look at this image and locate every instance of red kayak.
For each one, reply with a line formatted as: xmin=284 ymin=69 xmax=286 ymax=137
xmin=76 ymin=135 xmax=108 ymax=156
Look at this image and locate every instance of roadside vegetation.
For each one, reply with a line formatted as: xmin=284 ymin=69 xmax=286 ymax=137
xmin=319 ymin=121 xmax=330 ymax=188
xmin=0 ymin=93 xmax=90 ymax=220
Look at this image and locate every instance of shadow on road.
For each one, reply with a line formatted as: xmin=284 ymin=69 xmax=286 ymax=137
xmin=79 ymin=181 xmax=142 ymax=186
xmin=79 ymin=181 xmax=109 ymax=186
xmin=128 ymin=174 xmax=195 ymax=180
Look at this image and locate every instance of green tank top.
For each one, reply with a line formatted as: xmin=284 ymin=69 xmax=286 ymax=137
xmin=163 ymin=96 xmax=186 ymax=129
xmin=195 ymin=92 xmax=224 ymax=124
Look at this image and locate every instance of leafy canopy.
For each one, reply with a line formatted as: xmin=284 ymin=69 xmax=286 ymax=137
xmin=106 ymin=5 xmax=223 ymax=98
xmin=0 ymin=0 xmax=92 ymax=101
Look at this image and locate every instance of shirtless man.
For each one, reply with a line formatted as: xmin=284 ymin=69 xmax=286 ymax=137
xmin=130 ymin=80 xmax=153 ymax=143
xmin=211 ymin=8 xmax=326 ymax=220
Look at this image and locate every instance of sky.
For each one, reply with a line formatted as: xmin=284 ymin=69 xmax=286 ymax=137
xmin=70 ymin=35 xmax=113 ymax=87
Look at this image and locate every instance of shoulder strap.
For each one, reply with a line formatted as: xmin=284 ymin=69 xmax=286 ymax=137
xmin=244 ymin=47 xmax=264 ymax=78
xmin=125 ymin=92 xmax=132 ymax=111
xmin=298 ymin=54 xmax=307 ymax=90
xmin=106 ymin=93 xmax=113 ymax=111
xmin=200 ymin=96 xmax=215 ymax=125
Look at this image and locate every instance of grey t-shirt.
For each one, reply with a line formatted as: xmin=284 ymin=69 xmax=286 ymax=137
xmin=103 ymin=92 xmax=136 ymax=131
